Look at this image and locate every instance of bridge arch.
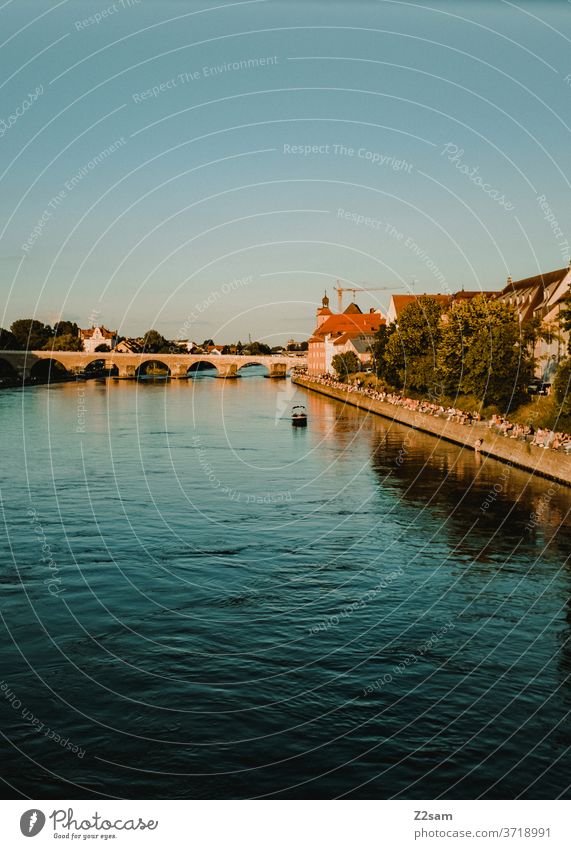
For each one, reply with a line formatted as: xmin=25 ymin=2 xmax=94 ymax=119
xmin=29 ymin=358 xmax=69 ymax=382
xmin=0 ymin=357 xmax=19 ymax=384
xmin=237 ymin=360 xmax=270 ymax=377
xmin=187 ymin=360 xmax=219 ymax=378
xmin=135 ymin=360 xmax=171 ymax=379
xmin=83 ymin=358 xmax=118 ymax=377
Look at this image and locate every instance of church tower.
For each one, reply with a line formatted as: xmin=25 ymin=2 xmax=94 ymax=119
xmin=316 ymin=291 xmax=332 ymax=328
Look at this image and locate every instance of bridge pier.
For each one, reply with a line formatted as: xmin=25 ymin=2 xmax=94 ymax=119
xmin=170 ymin=364 xmax=190 ymax=379
xmin=216 ymin=364 xmax=239 ymax=379
xmin=116 ymin=364 xmax=137 ymax=379
xmin=266 ymin=363 xmax=287 ymax=379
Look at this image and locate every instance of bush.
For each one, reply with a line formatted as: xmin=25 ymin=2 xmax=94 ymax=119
xmin=332 ymin=351 xmax=361 ymax=379
xmin=553 ymin=359 xmax=571 ymax=418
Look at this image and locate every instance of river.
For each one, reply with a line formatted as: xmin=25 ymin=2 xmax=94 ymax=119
xmin=1 ymin=369 xmax=570 ymax=799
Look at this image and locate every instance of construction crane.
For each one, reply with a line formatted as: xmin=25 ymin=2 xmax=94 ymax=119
xmin=333 ymin=283 xmax=394 ymax=313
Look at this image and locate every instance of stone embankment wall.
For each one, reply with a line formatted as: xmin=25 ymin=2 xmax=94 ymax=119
xmin=292 ymin=376 xmax=571 ymax=488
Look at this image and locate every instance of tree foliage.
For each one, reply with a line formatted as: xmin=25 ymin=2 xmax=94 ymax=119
xmin=332 ymin=351 xmax=361 ymax=379
xmin=245 ymin=341 xmax=271 ymax=355
xmin=370 ymin=324 xmax=394 ymax=379
xmin=142 ymin=329 xmax=171 ymax=353
xmin=553 ymin=358 xmax=571 ymax=418
xmin=10 ymin=319 xmax=52 ymax=350
xmin=437 ymin=296 xmax=532 ymax=406
xmin=0 ymin=328 xmax=19 ymax=350
xmin=44 ymin=333 xmax=84 ymax=351
xmin=383 ymin=296 xmax=444 ymax=393
xmin=560 ymin=295 xmax=571 ymax=354
xmin=53 ymin=320 xmax=79 ymax=338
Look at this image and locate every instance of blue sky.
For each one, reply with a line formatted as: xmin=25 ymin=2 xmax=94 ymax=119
xmin=0 ymin=0 xmax=569 ymax=342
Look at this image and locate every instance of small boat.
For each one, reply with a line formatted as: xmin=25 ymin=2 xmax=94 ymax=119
xmin=291 ymin=405 xmax=308 ymax=427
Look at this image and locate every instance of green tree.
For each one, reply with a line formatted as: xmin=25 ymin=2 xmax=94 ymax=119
xmin=332 ymin=351 xmax=361 ymax=379
xmin=53 ymin=320 xmax=79 ymax=338
xmin=384 ymin=297 xmax=444 ymax=392
xmin=142 ymin=329 xmax=170 ymax=353
xmin=559 ymin=295 xmax=571 ymax=354
xmin=44 ymin=333 xmax=84 ymax=351
xmin=95 ymin=343 xmax=111 ymax=352
xmin=438 ymin=296 xmax=532 ymax=407
xmin=0 ymin=328 xmax=19 ymax=350
xmin=370 ymin=323 xmax=395 ymax=379
xmin=10 ymin=319 xmax=51 ymax=350
xmin=246 ymin=341 xmax=271 ymax=355
xmin=553 ymin=358 xmax=571 ymax=417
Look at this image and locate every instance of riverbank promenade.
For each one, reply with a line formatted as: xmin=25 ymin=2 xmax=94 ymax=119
xmin=293 ymin=374 xmax=571 ymax=488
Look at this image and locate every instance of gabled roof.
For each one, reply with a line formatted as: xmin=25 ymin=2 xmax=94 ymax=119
xmin=343 ymin=302 xmax=363 ymax=315
xmin=80 ymin=325 xmax=116 ymax=339
xmin=113 ymin=338 xmax=142 ymax=352
xmin=500 ymin=266 xmax=569 ymax=295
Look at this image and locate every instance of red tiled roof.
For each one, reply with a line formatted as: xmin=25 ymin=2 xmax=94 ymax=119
xmin=313 ymin=311 xmax=384 ymax=339
xmin=453 ymin=290 xmax=495 ymax=300
xmin=80 ymin=326 xmax=116 ymax=339
xmin=390 ymin=294 xmax=451 ymax=319
xmin=500 ymin=267 xmax=569 ymax=294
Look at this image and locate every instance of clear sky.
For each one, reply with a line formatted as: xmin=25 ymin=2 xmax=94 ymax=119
xmin=0 ymin=0 xmax=569 ymax=343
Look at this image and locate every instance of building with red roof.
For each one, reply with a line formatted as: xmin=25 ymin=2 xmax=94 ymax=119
xmin=79 ymin=325 xmax=118 ymax=353
xmin=308 ymin=293 xmax=384 ymax=374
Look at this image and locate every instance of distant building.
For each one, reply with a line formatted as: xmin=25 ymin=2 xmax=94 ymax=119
xmin=494 ymin=263 xmax=571 ymax=369
xmin=308 ymin=293 xmax=384 ymax=374
xmin=113 ymin=338 xmax=143 ymax=354
xmin=332 ymin=333 xmax=376 ymax=368
xmin=79 ymin=326 xmax=118 ymax=353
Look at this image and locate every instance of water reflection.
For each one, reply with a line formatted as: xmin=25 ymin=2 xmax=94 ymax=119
xmin=1 ymin=378 xmax=570 ymax=799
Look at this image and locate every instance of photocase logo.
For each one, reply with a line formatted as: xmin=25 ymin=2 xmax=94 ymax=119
xmin=20 ymin=810 xmax=46 ymax=837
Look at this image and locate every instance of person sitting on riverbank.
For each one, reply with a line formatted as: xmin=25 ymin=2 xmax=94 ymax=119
xmin=304 ymin=374 xmax=569 ymax=454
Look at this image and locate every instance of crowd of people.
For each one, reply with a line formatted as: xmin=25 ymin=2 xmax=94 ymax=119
xmin=299 ymin=370 xmax=571 ymax=456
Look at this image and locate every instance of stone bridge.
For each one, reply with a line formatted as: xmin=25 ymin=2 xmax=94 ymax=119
xmin=0 ymin=351 xmax=304 ymax=380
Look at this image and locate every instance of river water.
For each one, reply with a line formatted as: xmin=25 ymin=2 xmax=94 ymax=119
xmin=1 ymin=370 xmax=570 ymax=799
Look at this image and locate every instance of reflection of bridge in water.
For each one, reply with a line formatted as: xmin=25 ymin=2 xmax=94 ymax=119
xmin=0 ymin=351 xmax=304 ymax=381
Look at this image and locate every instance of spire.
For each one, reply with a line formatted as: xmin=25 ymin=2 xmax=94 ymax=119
xmin=322 ymin=290 xmax=329 ymax=308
